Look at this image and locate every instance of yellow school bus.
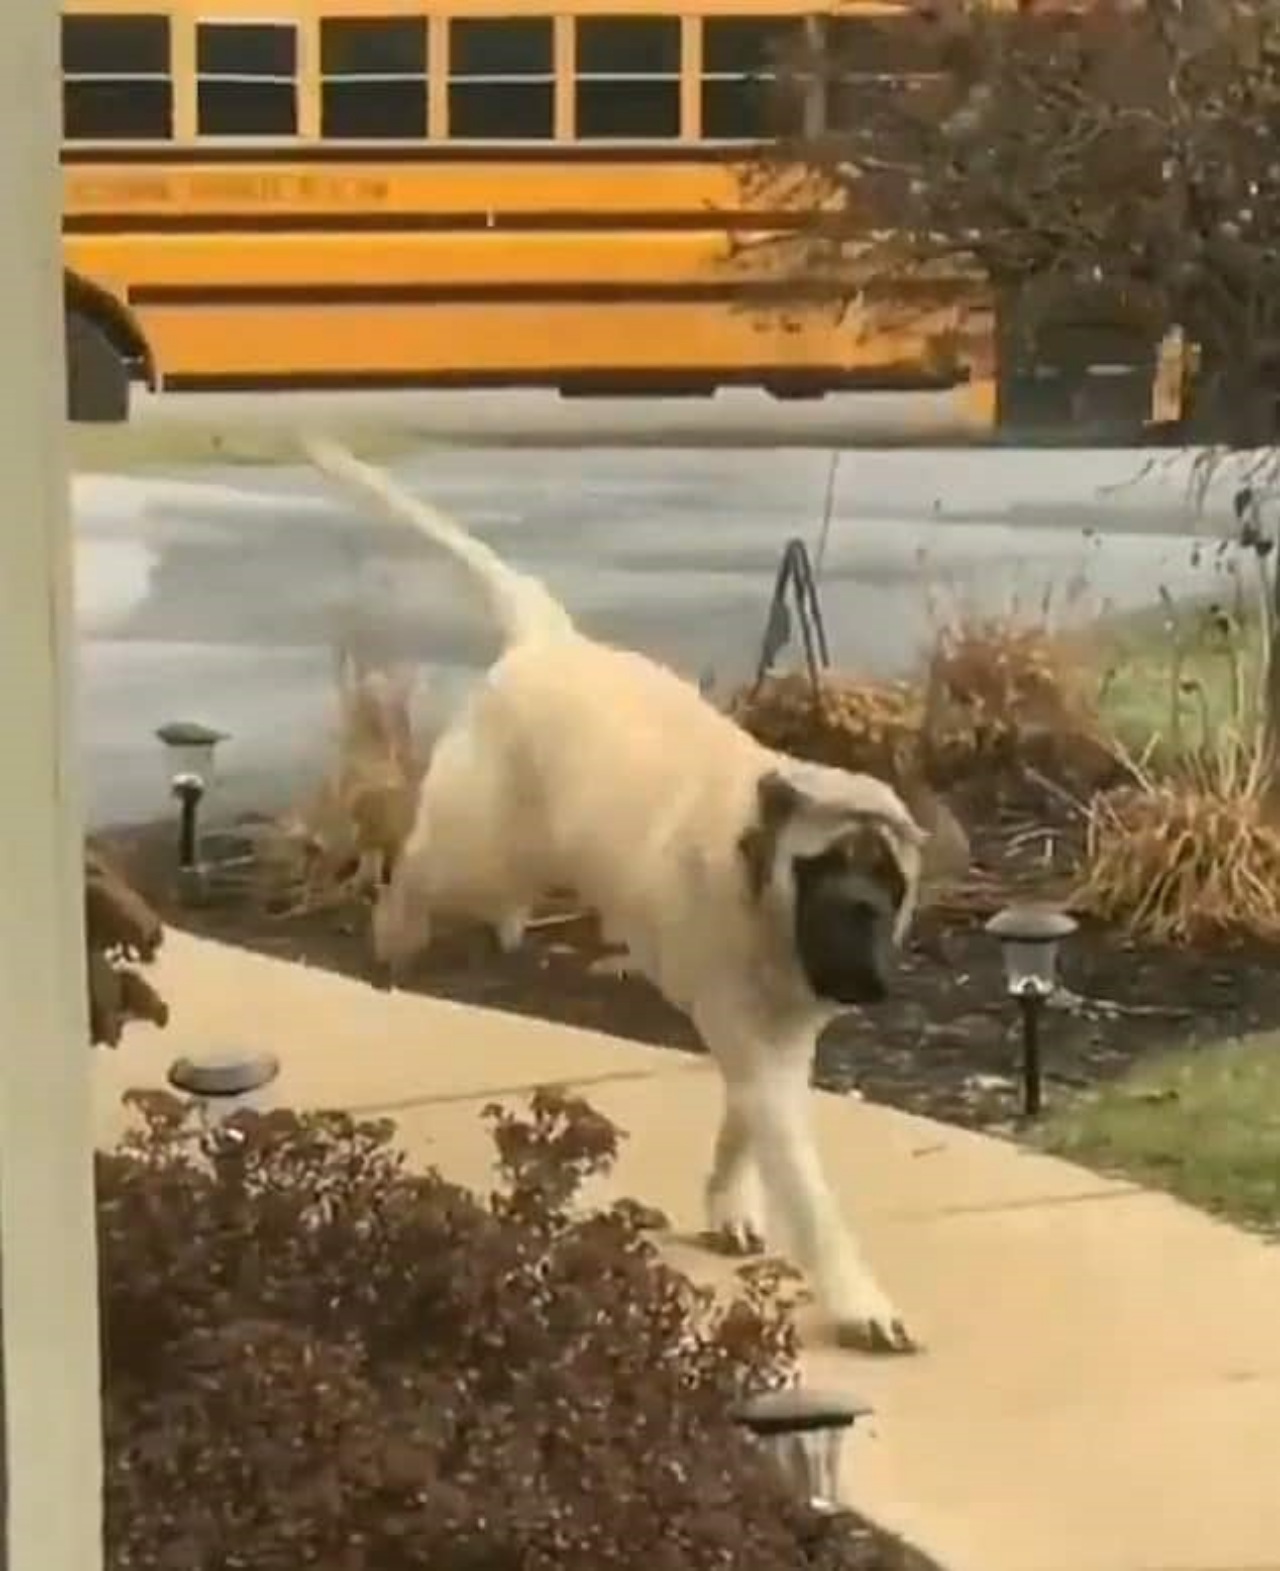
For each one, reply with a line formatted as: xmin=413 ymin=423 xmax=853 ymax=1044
xmin=60 ymin=0 xmax=978 ymax=420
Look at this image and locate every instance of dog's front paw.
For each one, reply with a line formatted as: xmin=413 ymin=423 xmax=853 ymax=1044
xmin=703 ymin=1188 xmax=767 ymax=1257
xmin=703 ymin=1218 xmax=767 ymax=1257
xmin=831 ymin=1283 xmax=919 ymax=1355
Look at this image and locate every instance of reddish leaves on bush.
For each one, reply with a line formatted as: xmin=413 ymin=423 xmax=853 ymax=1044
xmin=99 ymin=1087 xmax=920 ymax=1570
xmin=85 ymin=844 xmax=168 ymax=1047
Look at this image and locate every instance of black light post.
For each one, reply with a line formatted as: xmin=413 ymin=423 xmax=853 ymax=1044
xmin=155 ymin=721 xmax=227 ymax=887
xmin=984 ymin=903 xmax=1078 ymax=1117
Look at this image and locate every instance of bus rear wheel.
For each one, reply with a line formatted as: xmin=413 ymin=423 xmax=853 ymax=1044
xmin=65 ymin=308 xmax=130 ymax=424
xmin=995 ymin=292 xmax=1157 ymax=444
xmin=996 ymin=353 xmax=1156 ymax=444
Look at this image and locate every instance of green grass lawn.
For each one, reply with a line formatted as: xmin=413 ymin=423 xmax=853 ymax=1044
xmin=1093 ymin=589 xmax=1267 ymax=760
xmin=1042 ymin=595 xmax=1280 ymax=1237
xmin=1038 ymin=1034 xmax=1280 ymax=1236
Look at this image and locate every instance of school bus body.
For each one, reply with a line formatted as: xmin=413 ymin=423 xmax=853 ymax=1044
xmin=59 ymin=0 xmax=975 ymax=418
xmin=63 ymin=147 xmax=967 ymax=396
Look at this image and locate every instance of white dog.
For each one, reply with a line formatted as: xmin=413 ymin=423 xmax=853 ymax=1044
xmin=303 ymin=436 xmax=928 ymax=1353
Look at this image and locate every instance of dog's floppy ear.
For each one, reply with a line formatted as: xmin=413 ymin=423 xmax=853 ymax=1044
xmin=738 ymin=770 xmax=803 ymax=899
xmin=839 ymin=814 xmax=913 ymax=904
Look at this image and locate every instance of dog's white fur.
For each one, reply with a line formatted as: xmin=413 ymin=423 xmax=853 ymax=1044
xmin=302 ymin=435 xmax=927 ymax=1351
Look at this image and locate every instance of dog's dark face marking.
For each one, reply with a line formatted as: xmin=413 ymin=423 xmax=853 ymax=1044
xmin=738 ymin=770 xmax=913 ymax=1007
xmin=791 ymin=824 xmax=906 ymax=1005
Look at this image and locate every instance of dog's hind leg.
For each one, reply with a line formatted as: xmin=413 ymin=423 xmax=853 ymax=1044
xmin=454 ymin=905 xmax=530 ymax=973
xmin=696 ymin=1003 xmax=915 ymax=1354
xmin=372 ymin=845 xmax=433 ymax=977
xmin=493 ymin=907 xmax=530 ymax=953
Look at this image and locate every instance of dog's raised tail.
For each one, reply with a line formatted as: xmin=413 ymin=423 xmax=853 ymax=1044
xmin=299 ymin=433 xmax=573 ymax=649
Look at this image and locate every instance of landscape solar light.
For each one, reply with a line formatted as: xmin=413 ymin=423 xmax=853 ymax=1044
xmin=731 ymin=1386 xmax=872 ymax=1513
xmin=984 ymin=902 xmax=1078 ymax=1117
xmin=155 ymin=720 xmax=228 ymax=872
xmin=166 ymin=1049 xmax=281 ymax=1132
xmin=155 ymin=719 xmax=227 ymax=787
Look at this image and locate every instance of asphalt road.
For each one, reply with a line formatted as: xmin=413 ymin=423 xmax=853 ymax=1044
xmin=77 ymin=416 xmax=1250 ymax=831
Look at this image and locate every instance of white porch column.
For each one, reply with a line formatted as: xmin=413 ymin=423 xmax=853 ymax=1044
xmin=0 ymin=0 xmax=104 ymax=1566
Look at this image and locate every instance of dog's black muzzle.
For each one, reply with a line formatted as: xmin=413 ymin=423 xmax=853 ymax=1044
xmin=792 ymin=861 xmax=898 ymax=1007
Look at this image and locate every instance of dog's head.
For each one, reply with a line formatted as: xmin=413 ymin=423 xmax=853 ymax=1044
xmin=738 ymin=762 xmax=926 ymax=1008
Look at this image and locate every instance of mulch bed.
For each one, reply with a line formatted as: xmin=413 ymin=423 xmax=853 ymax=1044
xmin=109 ymin=795 xmax=1280 ymax=1133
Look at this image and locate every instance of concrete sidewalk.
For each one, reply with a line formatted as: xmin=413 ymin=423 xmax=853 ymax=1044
xmin=99 ymin=931 xmax=1280 ymax=1571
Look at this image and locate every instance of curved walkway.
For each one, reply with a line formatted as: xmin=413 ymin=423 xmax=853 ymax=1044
xmin=97 ymin=931 xmax=1280 ymax=1571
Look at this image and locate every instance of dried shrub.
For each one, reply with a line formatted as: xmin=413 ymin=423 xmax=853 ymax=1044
xmin=732 ymin=605 xmax=1124 ymax=904
xmin=99 ymin=1086 xmax=916 ymax=1571
xmin=921 ymin=612 xmax=1116 ymax=796
xmin=732 ymin=602 xmax=1114 ymax=801
xmin=1076 ymin=743 xmax=1280 ymax=945
xmin=731 ymin=672 xmax=969 ymax=894
xmin=257 ymin=649 xmax=429 ymax=914
xmin=85 ymin=843 xmax=168 ymax=1047
xmin=732 ymin=671 xmax=925 ymax=782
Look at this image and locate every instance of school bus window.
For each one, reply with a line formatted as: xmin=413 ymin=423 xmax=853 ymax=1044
xmin=574 ymin=16 xmax=681 ymax=140
xmin=823 ymin=14 xmax=941 ymax=132
xmin=61 ymin=13 xmax=172 ymax=140
xmin=320 ymin=16 xmax=428 ymax=138
xmin=196 ymin=19 xmax=298 ymax=137
xmin=447 ymin=18 xmax=554 ymax=140
xmin=700 ymin=16 xmax=802 ymax=140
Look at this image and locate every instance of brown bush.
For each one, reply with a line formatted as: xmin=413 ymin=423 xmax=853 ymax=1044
xmin=85 ymin=843 xmax=168 ymax=1047
xmin=732 ymin=671 xmax=924 ymax=782
xmin=1076 ymin=743 xmax=1280 ymax=945
xmin=99 ymin=1087 xmax=921 ymax=1571
xmin=921 ymin=614 xmax=1116 ymax=796
xmin=735 ymin=604 xmax=1115 ymax=802
xmin=257 ymin=650 xmax=428 ymax=914
xmin=730 ymin=674 xmax=970 ymax=894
